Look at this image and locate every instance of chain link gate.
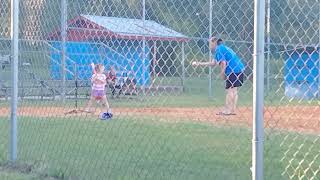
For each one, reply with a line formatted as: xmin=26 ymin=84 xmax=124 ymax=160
xmin=264 ymin=0 xmax=320 ymax=179
xmin=0 ymin=0 xmax=319 ymax=179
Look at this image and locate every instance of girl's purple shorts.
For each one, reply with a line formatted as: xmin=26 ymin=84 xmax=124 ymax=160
xmin=92 ymin=89 xmax=105 ymax=99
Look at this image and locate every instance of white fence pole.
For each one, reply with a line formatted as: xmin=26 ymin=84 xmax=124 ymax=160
xmin=208 ymin=0 xmax=213 ymax=98
xmin=252 ymin=0 xmax=265 ymax=179
xmin=141 ymin=0 xmax=146 ymax=94
xmin=10 ymin=0 xmax=19 ymax=162
xmin=181 ymin=42 xmax=185 ymax=90
xmin=266 ymin=0 xmax=271 ymax=93
xmin=61 ymin=0 xmax=67 ymax=101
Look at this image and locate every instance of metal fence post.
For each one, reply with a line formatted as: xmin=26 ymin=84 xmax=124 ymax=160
xmin=318 ymin=0 xmax=320 ymax=99
xmin=142 ymin=0 xmax=146 ymax=94
xmin=10 ymin=0 xmax=19 ymax=162
xmin=61 ymin=0 xmax=67 ymax=101
xmin=266 ymin=0 xmax=271 ymax=94
xmin=208 ymin=0 xmax=213 ymax=98
xmin=181 ymin=42 xmax=185 ymax=91
xmin=252 ymin=0 xmax=265 ymax=179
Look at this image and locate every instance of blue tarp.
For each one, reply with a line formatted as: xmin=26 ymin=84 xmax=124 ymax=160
xmin=284 ymin=47 xmax=320 ymax=99
xmin=49 ymin=41 xmax=151 ymax=86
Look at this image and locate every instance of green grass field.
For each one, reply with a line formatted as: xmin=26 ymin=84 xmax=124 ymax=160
xmin=1 ymin=76 xmax=318 ymax=109
xmin=1 ymin=115 xmax=319 ymax=180
xmin=1 ymin=67 xmax=319 ymax=179
xmin=0 ymin=171 xmax=37 ymax=180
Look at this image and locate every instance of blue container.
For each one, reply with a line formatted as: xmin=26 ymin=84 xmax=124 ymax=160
xmin=284 ymin=47 xmax=320 ymax=99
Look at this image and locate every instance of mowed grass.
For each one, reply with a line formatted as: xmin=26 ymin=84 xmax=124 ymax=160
xmin=0 ymin=116 xmax=252 ymax=180
xmin=1 ymin=116 xmax=250 ymax=180
xmin=1 ymin=116 xmax=319 ymax=180
xmin=1 ymin=77 xmax=319 ymax=179
xmin=0 ymin=77 xmax=250 ymax=107
xmin=1 ymin=76 xmax=318 ymax=109
xmin=0 ymin=170 xmax=38 ymax=180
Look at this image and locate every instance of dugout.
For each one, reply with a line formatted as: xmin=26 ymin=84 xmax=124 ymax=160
xmin=47 ymin=15 xmax=188 ymax=86
xmin=284 ymin=46 xmax=320 ymax=99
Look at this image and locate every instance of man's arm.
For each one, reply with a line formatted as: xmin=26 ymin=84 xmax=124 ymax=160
xmin=219 ymin=61 xmax=227 ymax=80
xmin=192 ymin=59 xmax=216 ymax=67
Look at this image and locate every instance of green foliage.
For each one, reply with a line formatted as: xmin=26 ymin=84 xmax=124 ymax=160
xmin=270 ymin=0 xmax=319 ymax=44
xmin=1 ymin=0 xmax=318 ymax=44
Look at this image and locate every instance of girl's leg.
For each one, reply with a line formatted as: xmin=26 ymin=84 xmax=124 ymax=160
xmin=84 ymin=96 xmax=95 ymax=112
xmin=100 ymin=95 xmax=110 ymax=112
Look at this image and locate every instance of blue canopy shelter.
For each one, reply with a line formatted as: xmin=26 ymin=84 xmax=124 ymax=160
xmin=48 ymin=15 xmax=188 ymax=86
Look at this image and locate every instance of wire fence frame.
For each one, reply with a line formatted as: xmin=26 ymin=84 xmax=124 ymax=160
xmin=7 ymin=0 xmax=263 ymax=178
xmin=2 ymin=0 xmax=319 ymax=179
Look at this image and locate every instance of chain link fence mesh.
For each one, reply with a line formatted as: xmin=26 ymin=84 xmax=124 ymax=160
xmin=264 ymin=0 xmax=320 ymax=179
xmin=0 ymin=0 xmax=10 ymax=166
xmin=0 ymin=0 xmax=319 ymax=179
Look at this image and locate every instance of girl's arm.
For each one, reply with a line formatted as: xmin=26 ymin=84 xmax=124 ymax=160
xmin=93 ymin=75 xmax=106 ymax=84
xmin=91 ymin=63 xmax=96 ymax=74
xmin=91 ymin=74 xmax=97 ymax=83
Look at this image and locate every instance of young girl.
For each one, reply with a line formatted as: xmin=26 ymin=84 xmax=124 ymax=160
xmin=84 ymin=64 xmax=112 ymax=118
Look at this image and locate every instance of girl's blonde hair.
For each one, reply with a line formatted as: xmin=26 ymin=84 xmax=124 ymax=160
xmin=95 ymin=64 xmax=104 ymax=73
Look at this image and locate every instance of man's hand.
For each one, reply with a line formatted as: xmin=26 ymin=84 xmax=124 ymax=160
xmin=191 ymin=61 xmax=216 ymax=67
xmin=192 ymin=61 xmax=198 ymax=66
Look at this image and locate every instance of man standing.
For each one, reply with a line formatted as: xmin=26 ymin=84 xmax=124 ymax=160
xmin=193 ymin=37 xmax=245 ymax=115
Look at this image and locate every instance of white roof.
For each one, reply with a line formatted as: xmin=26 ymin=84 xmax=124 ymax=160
xmin=81 ymin=15 xmax=187 ymax=39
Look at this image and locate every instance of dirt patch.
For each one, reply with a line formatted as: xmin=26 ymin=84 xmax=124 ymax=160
xmin=0 ymin=106 xmax=319 ymax=134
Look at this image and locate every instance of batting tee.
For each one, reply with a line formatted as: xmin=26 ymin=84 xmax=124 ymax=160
xmin=47 ymin=15 xmax=188 ymax=86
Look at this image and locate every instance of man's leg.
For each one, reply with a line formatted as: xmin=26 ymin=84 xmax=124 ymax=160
xmin=230 ymin=72 xmax=243 ymax=113
xmin=227 ymin=87 xmax=238 ymax=114
xmin=232 ymin=87 xmax=238 ymax=113
xmin=221 ymin=88 xmax=237 ymax=115
xmin=224 ymin=88 xmax=233 ymax=114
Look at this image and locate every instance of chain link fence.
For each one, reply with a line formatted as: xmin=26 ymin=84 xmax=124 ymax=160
xmin=264 ymin=0 xmax=320 ymax=179
xmin=0 ymin=0 xmax=319 ymax=179
xmin=0 ymin=0 xmax=10 ymax=167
